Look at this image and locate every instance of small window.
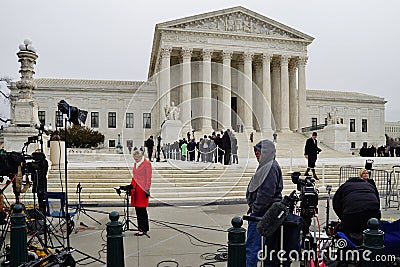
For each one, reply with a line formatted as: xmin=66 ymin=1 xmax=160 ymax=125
xmin=126 ymin=113 xmax=134 ymax=128
xmin=38 ymin=111 xmax=46 ymax=124
xmin=56 ymin=111 xmax=63 ymax=127
xmin=143 ymin=113 xmax=151 ymax=129
xmin=324 ymin=117 xmax=327 ymax=126
xmin=108 ymin=112 xmax=116 ymax=128
xmin=91 ymin=112 xmax=99 ymax=128
xmin=351 ymin=142 xmax=356 ymax=149
xmin=350 ymin=119 xmax=355 ymax=132
xmin=109 ymin=140 xmax=116 ymax=148
xmin=362 ymin=119 xmax=367 ymax=133
xmin=311 ymin=118 xmax=317 ymax=128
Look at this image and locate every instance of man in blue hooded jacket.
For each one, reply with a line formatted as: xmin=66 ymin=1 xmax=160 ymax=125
xmin=246 ymin=139 xmax=283 ymax=266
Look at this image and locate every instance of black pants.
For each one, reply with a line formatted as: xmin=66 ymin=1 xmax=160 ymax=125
xmin=307 ymin=158 xmax=316 ymax=168
xmin=148 ymin=149 xmax=153 ymax=161
xmin=135 ymin=207 xmax=149 ymax=233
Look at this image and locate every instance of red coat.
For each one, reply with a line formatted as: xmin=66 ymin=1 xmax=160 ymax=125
xmin=131 ymin=159 xmax=152 ymax=207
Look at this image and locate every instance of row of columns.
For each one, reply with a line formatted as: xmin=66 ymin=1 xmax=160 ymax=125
xmin=158 ymin=46 xmax=308 ymax=134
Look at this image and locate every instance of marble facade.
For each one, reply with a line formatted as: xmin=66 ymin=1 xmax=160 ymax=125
xmin=1 ymin=7 xmax=387 ymax=152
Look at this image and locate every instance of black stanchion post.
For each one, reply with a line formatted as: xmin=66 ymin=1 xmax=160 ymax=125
xmin=363 ymin=218 xmax=385 ymax=267
xmin=227 ymin=217 xmax=246 ymax=267
xmin=11 ymin=204 xmax=27 ymax=267
xmin=107 ymin=211 xmax=124 ymax=267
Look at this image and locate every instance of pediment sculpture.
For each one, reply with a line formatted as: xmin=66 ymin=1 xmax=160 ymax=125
xmin=169 ymin=12 xmax=302 ymax=39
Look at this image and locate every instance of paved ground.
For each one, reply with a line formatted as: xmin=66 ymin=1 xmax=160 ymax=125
xmin=39 ymin=198 xmax=399 ymax=267
xmin=19 ymin=155 xmax=400 ymax=266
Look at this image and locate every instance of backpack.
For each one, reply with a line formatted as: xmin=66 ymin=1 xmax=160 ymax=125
xmin=203 ymin=141 xmax=208 ymax=149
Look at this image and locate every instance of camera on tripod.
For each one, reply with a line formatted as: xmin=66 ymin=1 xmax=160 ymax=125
xmin=114 ymin=184 xmax=133 ymax=196
xmin=291 ymin=171 xmax=319 ymax=216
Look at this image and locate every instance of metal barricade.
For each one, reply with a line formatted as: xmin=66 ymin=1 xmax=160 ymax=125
xmin=338 ymin=166 xmax=362 ymax=185
xmin=339 ymin=166 xmax=391 ymax=209
xmin=370 ymin=169 xmax=390 ymax=208
xmin=388 ymin=166 xmax=400 ymax=210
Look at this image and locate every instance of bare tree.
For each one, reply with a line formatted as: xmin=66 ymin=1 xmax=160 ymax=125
xmin=0 ymin=76 xmax=12 ymax=99
xmin=0 ymin=76 xmax=12 ymax=124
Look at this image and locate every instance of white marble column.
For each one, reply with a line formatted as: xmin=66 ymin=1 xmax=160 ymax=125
xmin=271 ymin=58 xmax=281 ymax=131
xmin=202 ymin=49 xmax=213 ymax=132
xmin=298 ymin=57 xmax=308 ymax=131
xmin=181 ymin=47 xmax=192 ymax=131
xmin=280 ymin=55 xmax=290 ymax=132
xmin=289 ymin=60 xmax=298 ymax=131
xmin=262 ymin=53 xmax=273 ymax=136
xmin=253 ymin=59 xmax=263 ymax=131
xmin=243 ymin=52 xmax=254 ymax=131
xmin=222 ymin=50 xmax=232 ymax=130
xmin=160 ymin=46 xmax=172 ymax=121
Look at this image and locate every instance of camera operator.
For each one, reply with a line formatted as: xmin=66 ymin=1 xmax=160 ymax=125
xmin=246 ymin=139 xmax=283 ymax=266
xmin=333 ymin=175 xmax=381 ymax=237
xmin=130 ymin=150 xmax=152 ymax=236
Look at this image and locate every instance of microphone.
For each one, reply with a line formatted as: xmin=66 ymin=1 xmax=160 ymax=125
xmin=256 ymin=201 xmax=289 ymax=237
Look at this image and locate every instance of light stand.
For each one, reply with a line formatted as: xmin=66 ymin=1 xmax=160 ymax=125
xmin=58 ymin=102 xmax=105 ymax=265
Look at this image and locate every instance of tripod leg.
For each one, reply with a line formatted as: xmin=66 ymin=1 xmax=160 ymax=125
xmin=79 ymin=208 xmax=101 ymax=225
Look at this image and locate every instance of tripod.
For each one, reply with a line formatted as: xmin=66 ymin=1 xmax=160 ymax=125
xmin=122 ymin=189 xmax=138 ymax=231
xmin=121 ymin=189 xmax=150 ymax=238
xmin=60 ymin=116 xmax=105 ymax=265
xmin=74 ymin=183 xmax=101 ymax=225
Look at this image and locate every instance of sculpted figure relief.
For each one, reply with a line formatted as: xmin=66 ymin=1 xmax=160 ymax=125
xmin=173 ymin=13 xmax=298 ymax=39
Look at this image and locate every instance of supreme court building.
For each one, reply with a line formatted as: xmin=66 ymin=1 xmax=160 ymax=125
xmin=7 ymin=6 xmax=385 ymax=151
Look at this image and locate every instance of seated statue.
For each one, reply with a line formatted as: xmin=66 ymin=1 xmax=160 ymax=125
xmin=164 ymin=102 xmax=180 ymax=120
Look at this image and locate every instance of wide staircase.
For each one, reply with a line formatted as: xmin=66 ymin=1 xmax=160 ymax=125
xmin=233 ymin=131 xmax=352 ymax=159
xmin=3 ymin=132 xmax=393 ymax=207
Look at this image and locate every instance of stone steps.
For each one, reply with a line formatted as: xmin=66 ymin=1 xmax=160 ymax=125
xmin=2 ymin=165 xmax=347 ymax=206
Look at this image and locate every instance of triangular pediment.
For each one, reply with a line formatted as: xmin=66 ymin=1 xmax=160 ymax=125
xmin=157 ymin=6 xmax=314 ymax=41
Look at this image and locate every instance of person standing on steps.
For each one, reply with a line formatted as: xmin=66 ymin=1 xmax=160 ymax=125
xmin=304 ymin=131 xmax=322 ymax=180
xmin=145 ymin=135 xmax=155 ymax=162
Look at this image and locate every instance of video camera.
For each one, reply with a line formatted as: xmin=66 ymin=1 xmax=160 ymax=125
xmin=291 ymin=171 xmax=319 ymax=216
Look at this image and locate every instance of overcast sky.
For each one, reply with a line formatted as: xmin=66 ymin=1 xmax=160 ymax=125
xmin=1 ymin=0 xmax=399 ymax=122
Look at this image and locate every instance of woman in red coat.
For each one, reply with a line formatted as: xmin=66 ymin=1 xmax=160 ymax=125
xmin=131 ymin=150 xmax=152 ymax=236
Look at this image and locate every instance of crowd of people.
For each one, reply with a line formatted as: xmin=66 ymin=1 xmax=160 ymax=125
xmin=143 ymin=129 xmax=239 ymax=165
xmin=359 ymin=144 xmax=400 ymax=157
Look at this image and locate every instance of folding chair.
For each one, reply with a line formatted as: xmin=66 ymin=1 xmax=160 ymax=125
xmin=46 ymin=192 xmax=76 ymax=236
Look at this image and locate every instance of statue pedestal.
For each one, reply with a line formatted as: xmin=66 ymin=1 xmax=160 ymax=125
xmin=161 ymin=120 xmax=183 ymax=144
xmin=1 ymin=126 xmax=42 ymax=154
xmin=50 ymin=141 xmax=65 ymax=168
xmin=14 ymin=100 xmax=39 ymax=127
xmin=319 ymin=124 xmax=350 ymax=153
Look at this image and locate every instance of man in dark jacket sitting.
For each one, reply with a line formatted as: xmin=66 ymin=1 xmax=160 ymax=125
xmin=333 ymin=177 xmax=381 ymax=236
